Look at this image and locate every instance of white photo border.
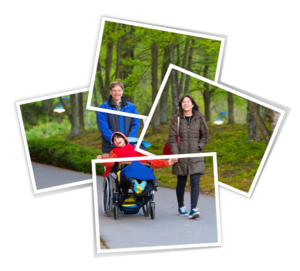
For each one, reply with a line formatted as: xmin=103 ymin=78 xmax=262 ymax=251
xmin=135 ymin=64 xmax=286 ymax=198
xmin=92 ymin=152 xmax=221 ymax=253
xmin=86 ymin=16 xmax=225 ymax=119
xmin=16 ymin=88 xmax=93 ymax=194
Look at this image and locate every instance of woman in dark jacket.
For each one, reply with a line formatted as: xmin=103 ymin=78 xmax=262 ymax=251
xmin=168 ymin=94 xmax=209 ymax=219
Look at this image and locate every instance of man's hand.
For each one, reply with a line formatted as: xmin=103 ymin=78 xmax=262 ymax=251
xmin=96 ymin=155 xmax=102 ymax=159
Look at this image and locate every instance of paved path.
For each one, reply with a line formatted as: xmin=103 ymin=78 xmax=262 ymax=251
xmin=96 ymin=177 xmax=219 ymax=250
xmin=32 ymin=162 xmax=92 ymax=190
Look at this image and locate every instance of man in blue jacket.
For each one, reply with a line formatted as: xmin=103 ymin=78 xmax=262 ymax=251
xmin=97 ymin=81 xmax=140 ymax=156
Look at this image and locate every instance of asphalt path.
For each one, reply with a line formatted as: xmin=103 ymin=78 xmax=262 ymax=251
xmin=96 ymin=177 xmax=219 ymax=250
xmin=31 ymin=163 xmax=219 ymax=249
xmin=32 ymin=162 xmax=92 ymax=190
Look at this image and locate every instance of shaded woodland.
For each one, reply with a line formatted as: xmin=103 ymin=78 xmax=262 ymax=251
xmin=92 ymin=21 xmax=222 ymax=118
xmin=21 ymin=91 xmax=99 ymax=139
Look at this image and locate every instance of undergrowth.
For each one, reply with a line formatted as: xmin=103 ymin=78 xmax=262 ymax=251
xmin=144 ymin=123 xmax=268 ymax=193
xmin=27 ymin=138 xmax=104 ymax=175
xmin=25 ymin=119 xmax=71 ymax=140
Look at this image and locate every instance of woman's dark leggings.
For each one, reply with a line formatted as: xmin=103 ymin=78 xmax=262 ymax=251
xmin=176 ymin=174 xmax=201 ymax=209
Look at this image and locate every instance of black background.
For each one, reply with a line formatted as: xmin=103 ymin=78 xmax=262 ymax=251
xmin=14 ymin=13 xmax=287 ymax=259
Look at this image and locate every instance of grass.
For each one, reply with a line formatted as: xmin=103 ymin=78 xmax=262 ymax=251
xmin=67 ymin=128 xmax=103 ymax=153
xmin=144 ymin=122 xmax=268 ymax=193
xmin=100 ymin=237 xmax=109 ymax=249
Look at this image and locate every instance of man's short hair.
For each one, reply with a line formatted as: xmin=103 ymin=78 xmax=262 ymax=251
xmin=110 ymin=81 xmax=124 ymax=90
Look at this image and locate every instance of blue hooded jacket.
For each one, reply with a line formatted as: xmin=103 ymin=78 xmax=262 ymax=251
xmin=120 ymin=161 xmax=156 ymax=181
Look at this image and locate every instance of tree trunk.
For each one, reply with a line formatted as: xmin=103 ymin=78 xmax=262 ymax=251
xmin=169 ymin=44 xmax=178 ymax=115
xmin=178 ymin=38 xmax=190 ymax=97
xmin=253 ymin=104 xmax=261 ymax=142
xmin=203 ymin=65 xmax=211 ymax=122
xmin=160 ymin=47 xmax=170 ymax=124
xmin=121 ymin=26 xmax=135 ymax=102
xmin=126 ymin=96 xmax=134 ymax=103
xmin=184 ymin=39 xmax=195 ymax=94
xmin=105 ymin=41 xmax=114 ymax=96
xmin=151 ymin=42 xmax=160 ymax=133
xmin=203 ymin=92 xmax=211 ymax=122
xmin=262 ymin=106 xmax=268 ymax=121
xmin=254 ymin=123 xmax=261 ymax=142
xmin=115 ymin=25 xmax=123 ymax=79
xmin=227 ymin=92 xmax=235 ymax=124
xmin=266 ymin=109 xmax=280 ymax=134
xmin=249 ymin=101 xmax=271 ymax=143
xmin=93 ymin=86 xmax=99 ymax=107
xmin=174 ymin=42 xmax=180 ymax=91
xmin=78 ymin=92 xmax=84 ymax=131
xmin=96 ymin=65 xmax=107 ymax=102
xmin=105 ymin=35 xmax=114 ymax=97
xmin=59 ymin=97 xmax=71 ymax=122
xmin=246 ymin=101 xmax=256 ymax=141
xmin=70 ymin=94 xmax=79 ymax=137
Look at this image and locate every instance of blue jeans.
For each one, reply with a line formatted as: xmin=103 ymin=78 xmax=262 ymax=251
xmin=176 ymin=174 xmax=201 ymax=209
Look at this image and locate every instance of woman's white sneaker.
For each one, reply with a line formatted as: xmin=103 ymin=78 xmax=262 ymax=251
xmin=178 ymin=206 xmax=189 ymax=216
xmin=189 ymin=208 xmax=201 ymax=219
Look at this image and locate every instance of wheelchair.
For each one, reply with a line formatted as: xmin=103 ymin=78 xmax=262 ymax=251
xmin=102 ymin=161 xmax=157 ymax=220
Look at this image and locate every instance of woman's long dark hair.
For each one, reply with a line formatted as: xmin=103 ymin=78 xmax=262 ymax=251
xmin=177 ymin=94 xmax=200 ymax=115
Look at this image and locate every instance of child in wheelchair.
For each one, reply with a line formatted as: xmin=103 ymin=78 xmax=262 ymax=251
xmin=97 ymin=132 xmax=176 ymax=219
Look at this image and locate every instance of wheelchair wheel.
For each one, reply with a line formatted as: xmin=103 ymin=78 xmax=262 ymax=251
xmin=142 ymin=201 xmax=150 ymax=217
xmin=150 ymin=201 xmax=155 ymax=220
xmin=102 ymin=175 xmax=113 ymax=216
xmin=113 ymin=203 xmax=118 ymax=220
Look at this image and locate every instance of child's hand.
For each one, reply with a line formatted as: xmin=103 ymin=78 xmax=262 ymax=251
xmin=170 ymin=158 xmax=178 ymax=165
xmin=96 ymin=155 xmax=102 ymax=159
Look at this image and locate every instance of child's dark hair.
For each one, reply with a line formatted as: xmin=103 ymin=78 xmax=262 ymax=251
xmin=112 ymin=133 xmax=127 ymax=144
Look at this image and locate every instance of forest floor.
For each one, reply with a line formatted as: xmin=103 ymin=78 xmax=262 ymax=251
xmin=67 ymin=122 xmax=267 ymax=194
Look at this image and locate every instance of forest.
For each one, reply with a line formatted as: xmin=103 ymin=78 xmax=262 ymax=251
xmin=92 ymin=21 xmax=222 ymax=116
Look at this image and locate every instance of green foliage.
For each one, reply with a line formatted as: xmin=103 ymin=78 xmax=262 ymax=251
xmin=95 ymin=21 xmax=222 ymax=111
xmin=187 ymin=75 xmax=248 ymax=123
xmin=101 ymin=21 xmax=126 ymax=44
xmin=27 ymin=139 xmax=104 ymax=175
xmin=25 ymin=118 xmax=71 ymax=140
xmin=21 ymin=97 xmax=65 ymax=131
xmin=134 ymin=85 xmax=152 ymax=115
xmin=23 ymin=91 xmax=99 ymax=140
